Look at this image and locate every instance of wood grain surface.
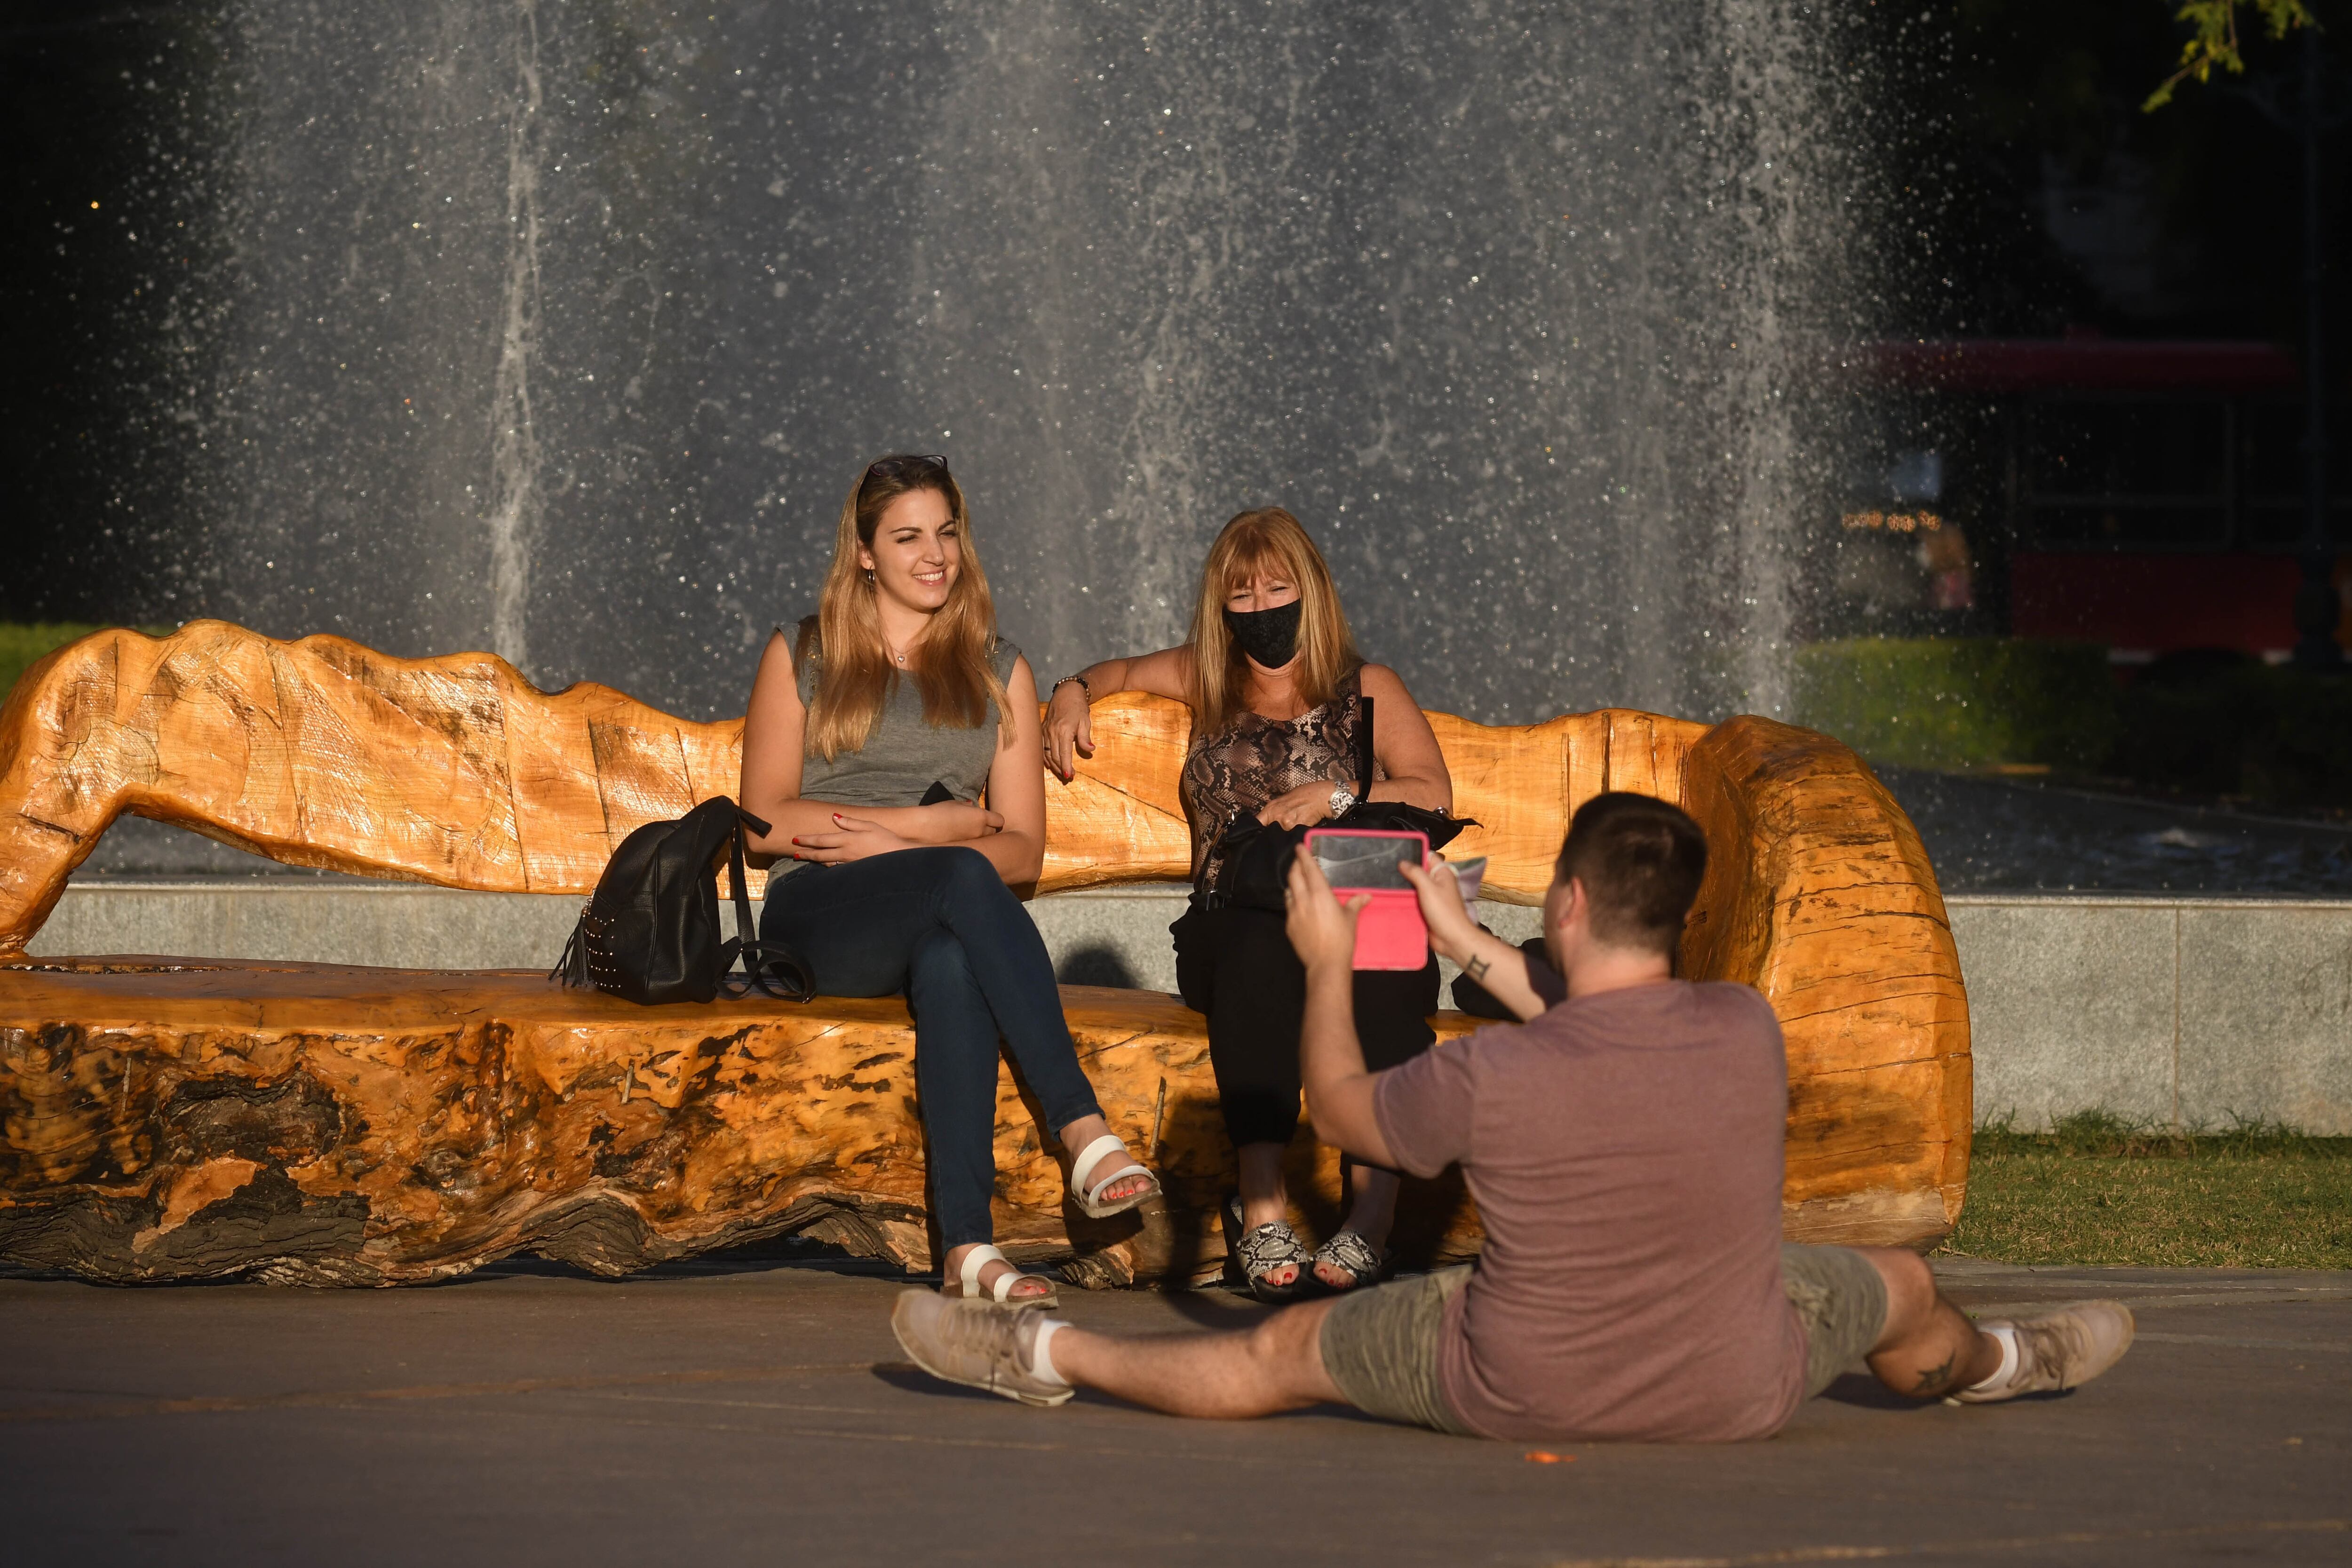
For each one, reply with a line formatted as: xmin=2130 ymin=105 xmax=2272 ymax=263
xmin=0 ymin=623 xmax=1971 ymax=1283
xmin=1681 ymin=716 xmax=1973 ymax=1243
xmin=0 ymin=961 xmax=1482 ymax=1285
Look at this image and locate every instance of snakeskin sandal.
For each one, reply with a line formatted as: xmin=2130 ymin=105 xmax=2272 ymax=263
xmin=1223 ymin=1194 xmax=1311 ymax=1303
xmin=1310 ymin=1229 xmax=1390 ymax=1293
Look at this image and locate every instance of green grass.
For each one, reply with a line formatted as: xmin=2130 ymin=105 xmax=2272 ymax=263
xmin=1947 ymin=1111 xmax=2352 ymax=1268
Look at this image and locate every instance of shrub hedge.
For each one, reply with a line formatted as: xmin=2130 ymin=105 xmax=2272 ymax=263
xmin=1793 ymin=636 xmax=2352 ymax=807
xmin=0 ymin=622 xmax=114 ymax=708
xmin=1792 ymin=637 xmax=2119 ymax=772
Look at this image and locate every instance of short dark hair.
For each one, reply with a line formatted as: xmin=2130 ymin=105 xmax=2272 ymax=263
xmin=1555 ymin=792 xmax=1708 ymax=955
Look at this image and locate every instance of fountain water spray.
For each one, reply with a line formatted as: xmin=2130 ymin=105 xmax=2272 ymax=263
xmin=179 ymin=0 xmax=1878 ymax=723
xmin=485 ymin=0 xmax=546 ymax=674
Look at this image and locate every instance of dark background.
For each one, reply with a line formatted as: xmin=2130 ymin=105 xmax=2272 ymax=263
xmin=3 ymin=3 xmax=224 ymax=623
xmin=1890 ymin=0 xmax=2349 ymax=345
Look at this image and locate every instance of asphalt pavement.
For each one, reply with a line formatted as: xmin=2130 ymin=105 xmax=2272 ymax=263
xmin=0 ymin=1255 xmax=2344 ymax=1566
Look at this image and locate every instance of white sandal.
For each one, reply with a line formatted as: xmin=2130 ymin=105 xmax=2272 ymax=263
xmin=1068 ymin=1134 xmax=1161 ymax=1221
xmin=942 ymin=1243 xmax=1059 ymax=1309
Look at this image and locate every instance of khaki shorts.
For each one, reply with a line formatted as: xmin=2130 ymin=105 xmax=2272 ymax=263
xmin=1318 ymin=1245 xmax=1891 ymax=1436
xmin=1779 ymin=1242 xmax=1891 ymax=1396
xmin=1318 ymin=1265 xmax=1478 ymax=1436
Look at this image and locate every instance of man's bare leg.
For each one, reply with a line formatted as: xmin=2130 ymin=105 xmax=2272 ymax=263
xmin=894 ymin=1249 xmax=2132 ymax=1422
xmin=1046 ymin=1298 xmax=1344 ymax=1419
xmin=1856 ymin=1247 xmax=2003 ymax=1398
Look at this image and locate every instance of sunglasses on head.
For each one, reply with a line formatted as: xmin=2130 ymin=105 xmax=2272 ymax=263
xmin=866 ymin=454 xmax=949 ymax=482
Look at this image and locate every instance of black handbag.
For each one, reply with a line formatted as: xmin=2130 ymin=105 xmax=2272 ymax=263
xmin=1203 ymin=694 xmax=1476 ymax=912
xmin=554 ymin=795 xmax=814 ymax=1005
xmin=1451 ymin=935 xmax=1550 ymax=1017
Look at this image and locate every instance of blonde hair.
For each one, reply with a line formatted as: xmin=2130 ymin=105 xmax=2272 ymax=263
xmin=1184 ymin=507 xmax=1360 ymax=735
xmin=800 ymin=455 xmax=1013 ymax=761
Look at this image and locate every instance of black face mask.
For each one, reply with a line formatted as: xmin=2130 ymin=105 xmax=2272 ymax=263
xmin=1222 ymin=600 xmax=1303 ymax=669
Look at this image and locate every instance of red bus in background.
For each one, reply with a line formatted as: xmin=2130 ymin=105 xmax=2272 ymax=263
xmin=2010 ymin=552 xmax=2352 ymax=663
xmin=1859 ymin=334 xmax=2352 ymax=664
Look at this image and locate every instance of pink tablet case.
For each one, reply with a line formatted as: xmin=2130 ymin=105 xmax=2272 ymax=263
xmin=1305 ymin=828 xmax=1430 ymax=971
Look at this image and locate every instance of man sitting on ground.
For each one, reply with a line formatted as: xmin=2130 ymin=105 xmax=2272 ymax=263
xmin=892 ymin=792 xmax=2133 ymax=1438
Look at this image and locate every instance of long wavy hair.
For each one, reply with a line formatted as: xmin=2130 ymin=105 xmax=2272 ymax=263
xmin=799 ymin=455 xmax=1012 ymax=762
xmin=1184 ymin=507 xmax=1360 ymax=736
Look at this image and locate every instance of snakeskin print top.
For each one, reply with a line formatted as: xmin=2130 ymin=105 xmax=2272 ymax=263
xmin=1180 ymin=664 xmax=1383 ymax=887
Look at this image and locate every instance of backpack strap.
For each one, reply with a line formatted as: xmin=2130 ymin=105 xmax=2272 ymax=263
xmin=1355 ymin=691 xmax=1376 ymax=802
xmin=725 ymin=808 xmax=764 ymax=954
xmin=718 ymin=804 xmax=815 ymax=1002
xmin=728 ymin=940 xmax=816 ymax=1002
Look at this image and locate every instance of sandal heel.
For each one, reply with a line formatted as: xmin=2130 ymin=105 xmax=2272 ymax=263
xmin=945 ymin=1243 xmax=1060 ymax=1310
xmin=1068 ymin=1133 xmax=1160 ymax=1221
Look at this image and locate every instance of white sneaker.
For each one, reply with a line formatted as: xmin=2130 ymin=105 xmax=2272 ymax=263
xmin=1953 ymin=1300 xmax=2136 ymax=1403
xmin=890 ymin=1289 xmax=1073 ymax=1408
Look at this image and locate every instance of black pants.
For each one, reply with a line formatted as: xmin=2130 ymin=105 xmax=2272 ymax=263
xmin=761 ymin=846 xmax=1104 ymax=1249
xmin=1172 ymin=900 xmax=1439 ymax=1150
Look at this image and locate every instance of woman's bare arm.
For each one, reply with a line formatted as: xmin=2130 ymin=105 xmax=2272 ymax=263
xmin=1358 ymin=663 xmax=1453 ymax=813
xmin=1044 ymin=645 xmax=1192 ymax=779
xmin=737 ymin=630 xmax=1003 ymax=867
xmin=739 ymin=634 xmax=823 ymax=863
xmin=1064 ymin=645 xmax=1191 ymax=701
xmin=964 ymin=657 xmax=1050 ymax=886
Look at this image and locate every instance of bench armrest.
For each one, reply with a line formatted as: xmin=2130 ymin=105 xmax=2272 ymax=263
xmin=1682 ymin=715 xmax=1973 ymax=1246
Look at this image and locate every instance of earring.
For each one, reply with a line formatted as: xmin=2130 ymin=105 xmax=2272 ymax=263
xmin=864 ymin=568 xmax=875 ymax=586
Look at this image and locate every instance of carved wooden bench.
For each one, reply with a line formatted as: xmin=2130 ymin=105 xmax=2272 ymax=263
xmin=0 ymin=621 xmax=1971 ymax=1285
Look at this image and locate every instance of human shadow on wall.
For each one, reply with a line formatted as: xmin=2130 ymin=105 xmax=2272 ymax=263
xmin=1054 ymin=944 xmax=1141 ymax=989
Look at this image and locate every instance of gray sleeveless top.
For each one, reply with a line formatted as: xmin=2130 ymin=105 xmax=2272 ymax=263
xmin=787 ymin=626 xmax=1020 ymax=812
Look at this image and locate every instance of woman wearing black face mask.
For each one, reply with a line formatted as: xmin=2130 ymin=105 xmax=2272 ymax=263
xmin=1044 ymin=507 xmax=1454 ymax=1301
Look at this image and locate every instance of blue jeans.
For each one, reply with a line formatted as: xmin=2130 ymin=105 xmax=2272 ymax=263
xmin=759 ymin=846 xmax=1103 ymax=1249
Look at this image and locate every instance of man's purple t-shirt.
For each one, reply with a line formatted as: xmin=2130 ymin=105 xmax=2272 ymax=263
xmin=1372 ymin=979 xmax=1806 ymax=1442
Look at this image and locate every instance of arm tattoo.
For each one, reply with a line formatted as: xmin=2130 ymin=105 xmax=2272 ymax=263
xmin=1911 ymin=1352 xmax=1957 ymax=1395
xmin=1463 ymin=954 xmax=1491 ymax=982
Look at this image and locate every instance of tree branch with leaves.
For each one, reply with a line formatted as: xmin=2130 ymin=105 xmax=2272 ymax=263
xmin=2145 ymin=0 xmax=2319 ymax=110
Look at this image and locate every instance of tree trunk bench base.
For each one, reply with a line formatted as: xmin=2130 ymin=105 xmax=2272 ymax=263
xmin=1 ymin=956 xmax=1950 ymax=1286
xmin=0 ymin=958 xmax=1483 ymax=1286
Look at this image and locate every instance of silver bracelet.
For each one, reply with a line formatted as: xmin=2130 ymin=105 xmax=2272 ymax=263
xmin=1050 ymin=675 xmax=1091 ymax=701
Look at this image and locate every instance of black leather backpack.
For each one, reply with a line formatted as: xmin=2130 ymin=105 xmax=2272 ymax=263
xmin=554 ymin=795 xmax=813 ymax=1005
